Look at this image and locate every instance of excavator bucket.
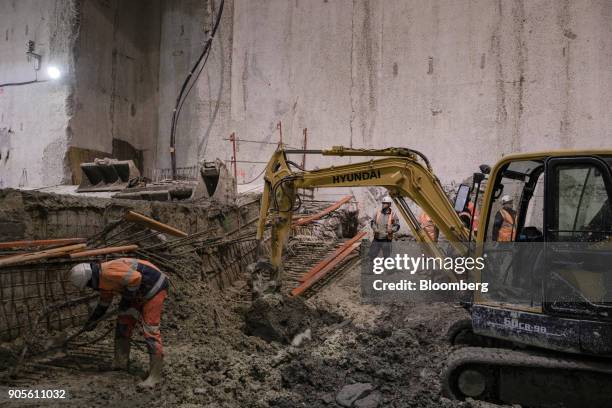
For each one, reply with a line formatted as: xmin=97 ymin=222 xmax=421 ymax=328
xmin=77 ymin=158 xmax=140 ymax=193
xmin=190 ymin=159 xmax=237 ymax=205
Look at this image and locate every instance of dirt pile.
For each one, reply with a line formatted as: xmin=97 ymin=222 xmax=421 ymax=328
xmin=2 ymin=260 xmax=511 ymax=408
xmin=244 ymin=295 xmax=342 ymax=344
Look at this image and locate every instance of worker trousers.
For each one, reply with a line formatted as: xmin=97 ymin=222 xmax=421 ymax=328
xmin=368 ymin=238 xmax=392 ymax=259
xmin=116 ymin=289 xmax=167 ymax=356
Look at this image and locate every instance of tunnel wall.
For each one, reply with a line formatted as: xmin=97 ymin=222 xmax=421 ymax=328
xmin=0 ymin=0 xmax=78 ymax=188
xmin=166 ymin=0 xmax=612 ymax=187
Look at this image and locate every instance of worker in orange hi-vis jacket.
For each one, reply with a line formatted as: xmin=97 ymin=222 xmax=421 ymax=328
xmin=68 ymin=258 xmax=169 ymax=389
xmin=418 ymin=211 xmax=439 ymax=242
xmin=493 ymin=195 xmax=517 ymax=242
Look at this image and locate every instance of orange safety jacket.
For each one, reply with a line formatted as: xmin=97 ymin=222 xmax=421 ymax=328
xmin=466 ymin=201 xmax=479 ymax=232
xmin=418 ymin=212 xmax=439 ymax=242
xmin=91 ymin=258 xmax=168 ymax=307
xmin=497 ymin=208 xmax=516 ymax=242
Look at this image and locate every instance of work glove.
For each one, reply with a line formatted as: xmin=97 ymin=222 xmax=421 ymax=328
xmin=83 ymin=303 xmax=108 ymax=332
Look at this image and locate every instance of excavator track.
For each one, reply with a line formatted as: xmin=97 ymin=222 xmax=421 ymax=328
xmin=442 ymin=346 xmax=612 ymax=407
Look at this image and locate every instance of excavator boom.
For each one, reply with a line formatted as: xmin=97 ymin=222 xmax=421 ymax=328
xmin=253 ymin=147 xmax=470 ymax=290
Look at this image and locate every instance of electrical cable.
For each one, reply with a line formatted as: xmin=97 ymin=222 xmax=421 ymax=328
xmin=0 ymin=79 xmax=47 ymax=88
xmin=238 ymin=166 xmax=267 ymax=185
xmin=169 ymin=0 xmax=224 ymax=179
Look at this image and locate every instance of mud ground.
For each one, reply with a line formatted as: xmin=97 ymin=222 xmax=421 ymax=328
xmin=0 ymin=262 xmax=508 ymax=408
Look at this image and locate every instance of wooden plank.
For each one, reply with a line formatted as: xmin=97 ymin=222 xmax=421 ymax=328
xmin=291 ymin=231 xmax=366 ymax=297
xmin=0 ymin=244 xmax=87 ymax=268
xmin=291 ymin=241 xmax=362 ymax=297
xmin=125 ymin=211 xmax=188 ymax=237
xmin=298 ymin=230 xmax=367 ymax=282
xmin=69 ymin=245 xmax=139 ymax=259
xmin=292 ymin=195 xmax=353 ymax=227
xmin=0 ymin=238 xmax=86 ymax=250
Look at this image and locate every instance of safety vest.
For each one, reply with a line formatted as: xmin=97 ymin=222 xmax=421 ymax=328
xmin=97 ymin=258 xmax=168 ymax=306
xmin=466 ymin=201 xmax=479 ymax=232
xmin=418 ymin=212 xmax=438 ymax=242
xmin=497 ymin=208 xmax=516 ymax=242
xmin=375 ymin=209 xmax=395 ymax=240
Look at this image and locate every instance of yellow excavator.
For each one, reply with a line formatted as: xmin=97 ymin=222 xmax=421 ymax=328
xmin=253 ymin=146 xmax=612 ymax=407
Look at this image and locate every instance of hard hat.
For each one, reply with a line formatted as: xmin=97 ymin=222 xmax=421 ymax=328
xmin=501 ymin=195 xmax=513 ymax=204
xmin=69 ymin=263 xmax=92 ymax=289
xmin=382 ymin=196 xmax=393 ymax=204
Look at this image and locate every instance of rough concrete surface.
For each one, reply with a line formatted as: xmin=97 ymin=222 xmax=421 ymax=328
xmin=2 ymin=0 xmax=611 ymax=189
xmin=227 ymin=0 xmax=612 ymax=186
xmin=0 ymin=0 xmax=77 ymax=188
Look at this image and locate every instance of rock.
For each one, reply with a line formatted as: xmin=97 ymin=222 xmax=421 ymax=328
xmin=291 ymin=328 xmax=312 ymax=347
xmin=193 ymin=388 xmax=206 ymax=395
xmin=271 ymin=350 xmax=290 ymax=367
xmin=354 ymin=391 xmax=382 ymax=408
xmin=321 ymin=393 xmax=334 ymax=404
xmin=336 ymin=383 xmax=374 ymax=407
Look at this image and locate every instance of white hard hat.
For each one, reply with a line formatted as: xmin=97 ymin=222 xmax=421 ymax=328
xmin=501 ymin=195 xmax=513 ymax=204
xmin=69 ymin=263 xmax=92 ymax=289
xmin=382 ymin=196 xmax=393 ymax=204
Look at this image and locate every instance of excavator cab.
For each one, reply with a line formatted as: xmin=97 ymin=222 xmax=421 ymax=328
xmin=445 ymin=152 xmax=612 ymax=407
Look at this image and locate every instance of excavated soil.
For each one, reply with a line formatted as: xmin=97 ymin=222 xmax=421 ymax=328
xmin=0 ymin=260 xmax=512 ymax=408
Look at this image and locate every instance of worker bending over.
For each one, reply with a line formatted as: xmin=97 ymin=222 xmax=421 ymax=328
xmin=493 ymin=195 xmax=516 ymax=242
xmin=369 ymin=196 xmax=400 ymax=258
xmin=69 ymin=258 xmax=169 ymax=389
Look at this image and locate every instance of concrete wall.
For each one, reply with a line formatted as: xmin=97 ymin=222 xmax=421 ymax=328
xmin=156 ymin=0 xmax=233 ymax=174
xmin=0 ymin=0 xmax=78 ymax=188
xmin=2 ymin=0 xmax=611 ymax=190
xmin=0 ymin=0 xmax=161 ymax=188
xmin=170 ymin=0 xmax=612 ymax=188
xmin=70 ymin=0 xmax=161 ymax=176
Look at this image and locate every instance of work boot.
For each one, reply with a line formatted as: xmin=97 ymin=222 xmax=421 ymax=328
xmin=112 ymin=337 xmax=131 ymax=371
xmin=137 ymin=354 xmax=163 ymax=390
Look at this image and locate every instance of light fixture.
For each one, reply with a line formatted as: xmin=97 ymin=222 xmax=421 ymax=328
xmin=47 ymin=66 xmax=61 ymax=80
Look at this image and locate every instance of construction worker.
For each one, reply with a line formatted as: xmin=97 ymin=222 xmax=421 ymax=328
xmin=68 ymin=258 xmax=168 ymax=389
xmin=418 ymin=211 xmax=439 ymax=242
xmin=368 ymin=196 xmax=400 ymax=258
xmin=466 ymin=199 xmax=479 ymax=234
xmin=458 ymin=199 xmax=480 ymax=236
xmin=493 ymin=195 xmax=517 ymax=242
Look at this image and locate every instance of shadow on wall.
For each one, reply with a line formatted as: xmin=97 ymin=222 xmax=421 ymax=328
xmin=0 ymin=127 xmax=13 ymax=187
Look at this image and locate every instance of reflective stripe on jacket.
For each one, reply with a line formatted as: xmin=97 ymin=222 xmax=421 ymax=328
xmin=374 ymin=209 xmax=396 ymax=240
xmin=418 ymin=212 xmax=438 ymax=242
xmin=97 ymin=258 xmax=168 ymax=306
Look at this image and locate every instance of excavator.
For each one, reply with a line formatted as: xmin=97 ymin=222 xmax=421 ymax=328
xmin=252 ymin=146 xmax=612 ymax=407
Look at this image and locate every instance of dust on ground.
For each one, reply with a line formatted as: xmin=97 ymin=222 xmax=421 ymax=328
xmin=1 ymin=261 xmax=506 ymax=408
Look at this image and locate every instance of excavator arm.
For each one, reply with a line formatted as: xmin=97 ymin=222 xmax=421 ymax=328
xmin=254 ymin=147 xmax=470 ymax=290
